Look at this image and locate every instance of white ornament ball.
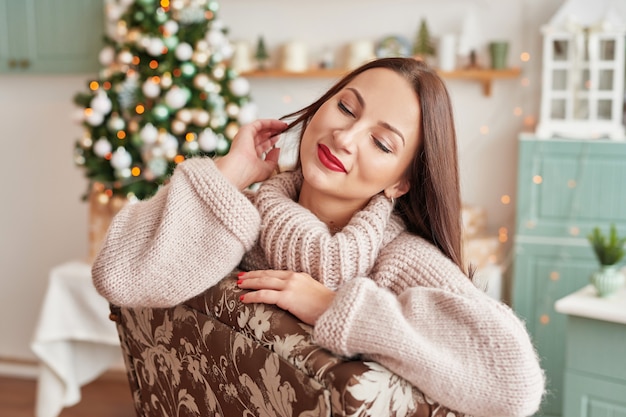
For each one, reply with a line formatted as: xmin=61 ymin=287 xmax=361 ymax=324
xmin=93 ymin=138 xmax=112 ymax=157
xmin=196 ymin=40 xmax=209 ymax=52
xmin=192 ymin=109 xmax=210 ymax=126
xmin=140 ymin=123 xmax=159 ymax=144
xmin=146 ymin=37 xmax=165 ymax=56
xmin=192 ymin=51 xmax=209 ymax=66
xmin=99 ymin=46 xmax=116 ymax=66
xmin=183 ymin=140 xmax=199 ymax=153
xmin=148 ymin=157 xmax=168 ymax=177
xmin=176 ymin=108 xmax=193 ymax=123
xmin=165 ymin=86 xmax=189 ymax=109
xmin=162 ymin=134 xmax=179 ymax=159
xmin=117 ymin=168 xmax=132 ymax=179
xmin=107 ymin=115 xmax=126 ymax=131
xmin=229 ymin=77 xmax=250 ymax=97
xmin=224 ymin=122 xmax=239 ymax=139
xmin=226 ymin=103 xmax=239 ymax=117
xmin=175 ymin=42 xmax=194 ymax=61
xmin=91 ymin=92 xmax=113 ymax=114
xmin=238 ymin=102 xmax=258 ymax=125
xmin=217 ymin=135 xmax=230 ymax=153
xmin=163 ymin=20 xmax=179 ymax=35
xmin=206 ymin=29 xmax=225 ymax=47
xmin=110 ymin=147 xmax=133 ymax=170
xmin=80 ymin=135 xmax=93 ymax=148
xmin=142 ymin=79 xmax=161 ymax=98
xmin=193 ymin=73 xmax=210 ymax=89
xmin=212 ymin=65 xmax=225 ymax=80
xmin=161 ymin=73 xmax=173 ymax=88
xmin=171 ymin=119 xmax=187 ymax=134
xmin=198 ymin=129 xmax=218 ymax=152
xmin=118 ymin=50 xmax=133 ymax=65
xmin=86 ymin=110 xmax=105 ymax=126
xmin=220 ymin=43 xmax=234 ymax=60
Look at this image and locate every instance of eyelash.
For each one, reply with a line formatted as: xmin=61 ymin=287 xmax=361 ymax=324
xmin=338 ymin=101 xmax=354 ymax=117
xmin=338 ymin=100 xmax=392 ymax=154
xmin=373 ymin=137 xmax=391 ymax=153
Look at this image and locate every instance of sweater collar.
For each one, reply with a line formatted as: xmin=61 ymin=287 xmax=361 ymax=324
xmin=254 ymin=170 xmax=405 ymax=288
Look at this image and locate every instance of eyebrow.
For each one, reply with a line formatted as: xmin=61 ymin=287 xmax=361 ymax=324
xmin=346 ymin=87 xmax=406 ymax=147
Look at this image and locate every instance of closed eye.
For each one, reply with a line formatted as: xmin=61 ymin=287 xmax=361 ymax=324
xmin=373 ymin=137 xmax=392 ymax=153
xmin=338 ymin=101 xmax=354 ymax=117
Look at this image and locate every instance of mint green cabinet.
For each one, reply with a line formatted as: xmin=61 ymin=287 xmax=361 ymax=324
xmin=0 ymin=0 xmax=104 ymax=73
xmin=556 ymin=291 xmax=626 ymax=417
xmin=512 ymin=135 xmax=626 ymax=417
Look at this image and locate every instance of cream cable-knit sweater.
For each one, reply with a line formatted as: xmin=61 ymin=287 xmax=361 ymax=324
xmin=93 ymin=157 xmax=545 ymax=417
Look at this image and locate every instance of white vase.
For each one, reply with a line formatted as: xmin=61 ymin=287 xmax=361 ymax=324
xmin=590 ymin=265 xmax=624 ymax=297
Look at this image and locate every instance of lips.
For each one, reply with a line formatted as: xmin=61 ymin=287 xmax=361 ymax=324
xmin=317 ymin=144 xmax=346 ymax=173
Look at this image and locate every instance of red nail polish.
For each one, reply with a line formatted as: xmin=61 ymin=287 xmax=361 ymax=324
xmin=239 ymin=295 xmax=245 ymax=301
xmin=237 ymin=272 xmax=245 ymax=277
xmin=237 ymin=279 xmax=243 ymax=285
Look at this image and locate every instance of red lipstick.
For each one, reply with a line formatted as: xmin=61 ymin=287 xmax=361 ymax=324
xmin=318 ymin=144 xmax=346 ymax=173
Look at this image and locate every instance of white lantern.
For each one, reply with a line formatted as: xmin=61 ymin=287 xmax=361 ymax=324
xmin=536 ymin=0 xmax=626 ymax=140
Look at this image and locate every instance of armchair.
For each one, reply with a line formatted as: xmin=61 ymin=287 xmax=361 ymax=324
xmin=109 ymin=270 xmax=462 ymax=417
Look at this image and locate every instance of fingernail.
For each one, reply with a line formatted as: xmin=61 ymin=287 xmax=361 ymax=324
xmin=239 ymin=295 xmax=245 ymax=301
xmin=237 ymin=272 xmax=245 ymax=277
xmin=237 ymin=279 xmax=243 ymax=285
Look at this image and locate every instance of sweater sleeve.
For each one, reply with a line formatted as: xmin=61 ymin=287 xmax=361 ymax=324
xmin=92 ymin=157 xmax=261 ymax=307
xmin=313 ymin=233 xmax=545 ymax=417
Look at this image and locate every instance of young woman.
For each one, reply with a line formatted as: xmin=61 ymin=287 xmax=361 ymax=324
xmin=93 ymin=58 xmax=545 ymax=417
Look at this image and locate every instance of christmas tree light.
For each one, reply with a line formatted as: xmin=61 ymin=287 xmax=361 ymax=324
xmin=73 ymin=0 xmax=257 ymax=200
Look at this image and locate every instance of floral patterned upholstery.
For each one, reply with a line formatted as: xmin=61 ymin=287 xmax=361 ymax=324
xmin=110 ymin=271 xmax=464 ymax=417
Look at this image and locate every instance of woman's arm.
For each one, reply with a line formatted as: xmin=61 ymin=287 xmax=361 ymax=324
xmin=313 ymin=233 xmax=545 ymax=417
xmin=92 ymin=119 xmax=287 ymax=307
xmin=92 ymin=158 xmax=262 ymax=307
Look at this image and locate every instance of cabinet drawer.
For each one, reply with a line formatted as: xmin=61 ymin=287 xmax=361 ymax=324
xmin=516 ymin=135 xmax=626 ymax=239
xmin=563 ymin=371 xmax=626 ymax=417
xmin=565 ymin=316 xmax=626 ymax=382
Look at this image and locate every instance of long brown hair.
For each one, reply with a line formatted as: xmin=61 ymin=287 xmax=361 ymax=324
xmin=281 ymin=57 xmax=469 ymax=277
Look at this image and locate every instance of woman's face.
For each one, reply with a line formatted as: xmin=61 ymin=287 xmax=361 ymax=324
xmin=299 ymin=68 xmax=421 ymax=205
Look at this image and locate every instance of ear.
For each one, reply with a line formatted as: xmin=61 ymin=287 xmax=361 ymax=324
xmin=384 ymin=177 xmax=410 ymax=199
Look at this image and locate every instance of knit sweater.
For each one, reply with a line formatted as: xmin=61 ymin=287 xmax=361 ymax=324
xmin=92 ymin=157 xmax=545 ymax=417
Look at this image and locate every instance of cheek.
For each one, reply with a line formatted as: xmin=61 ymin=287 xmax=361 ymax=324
xmin=357 ymin=151 xmax=412 ymax=186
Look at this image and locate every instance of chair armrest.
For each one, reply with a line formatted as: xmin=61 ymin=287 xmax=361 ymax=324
xmin=183 ymin=271 xmax=460 ymax=417
xmin=184 ymin=271 xmax=345 ymax=380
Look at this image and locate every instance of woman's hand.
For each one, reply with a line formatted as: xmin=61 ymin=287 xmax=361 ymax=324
xmin=237 ymin=270 xmax=336 ymax=325
xmin=215 ymin=119 xmax=288 ymax=190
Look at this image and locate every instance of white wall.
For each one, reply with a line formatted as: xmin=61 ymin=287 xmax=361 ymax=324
xmin=0 ymin=0 xmax=564 ymax=368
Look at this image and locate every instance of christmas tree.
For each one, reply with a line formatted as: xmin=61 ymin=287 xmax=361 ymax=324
xmin=73 ymin=0 xmax=257 ymax=201
xmin=412 ymin=19 xmax=435 ymax=59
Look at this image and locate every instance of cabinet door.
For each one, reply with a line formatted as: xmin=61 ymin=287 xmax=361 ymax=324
xmin=516 ymin=135 xmax=626 ymax=240
xmin=512 ymin=240 xmax=597 ymax=417
xmin=563 ymin=372 xmax=626 ymax=417
xmin=0 ymin=0 xmax=104 ymax=73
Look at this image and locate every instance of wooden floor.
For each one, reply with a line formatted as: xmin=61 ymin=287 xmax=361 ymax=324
xmin=0 ymin=373 xmax=135 ymax=417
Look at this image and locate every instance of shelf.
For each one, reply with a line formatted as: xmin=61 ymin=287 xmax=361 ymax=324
xmin=240 ymin=67 xmax=522 ymax=97
xmin=439 ymin=68 xmax=522 ymax=96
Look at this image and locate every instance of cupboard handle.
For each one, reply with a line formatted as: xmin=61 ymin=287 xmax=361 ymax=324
xmin=9 ymin=59 xmax=17 ymax=68
xmin=20 ymin=59 xmax=30 ymax=69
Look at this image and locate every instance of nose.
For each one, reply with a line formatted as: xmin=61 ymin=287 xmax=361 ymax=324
xmin=332 ymin=125 xmax=360 ymax=153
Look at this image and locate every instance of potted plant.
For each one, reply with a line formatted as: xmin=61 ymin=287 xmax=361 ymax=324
xmin=587 ymin=224 xmax=626 ymax=297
